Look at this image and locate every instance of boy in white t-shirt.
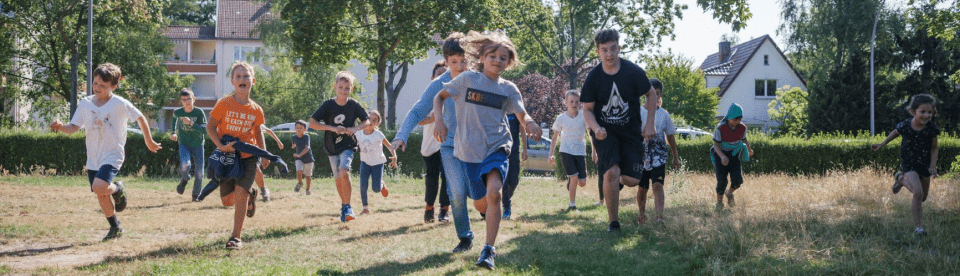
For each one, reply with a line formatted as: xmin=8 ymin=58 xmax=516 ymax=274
xmin=354 ymin=110 xmax=398 ymax=214
xmin=49 ymin=63 xmax=162 ymax=241
xmin=548 ymin=90 xmax=589 ymax=211
xmin=637 ymin=78 xmax=680 ymax=224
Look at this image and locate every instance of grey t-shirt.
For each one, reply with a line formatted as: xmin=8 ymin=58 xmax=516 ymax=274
xmin=444 ymin=71 xmax=525 ymax=163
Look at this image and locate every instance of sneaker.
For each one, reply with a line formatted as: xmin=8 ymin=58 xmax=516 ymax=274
xmin=360 ymin=208 xmax=370 ymax=215
xmin=914 ymin=227 xmax=928 ymax=236
xmin=341 ymin=205 xmax=356 ymax=222
xmin=262 ymin=187 xmax=271 ymax=202
xmin=176 ymin=179 xmax=188 ymax=195
xmin=607 ymin=221 xmax=621 ymax=232
xmin=246 ymin=188 xmax=257 ymax=218
xmin=112 ymin=181 xmax=127 ymax=212
xmin=294 ymin=182 xmax=303 ymax=192
xmin=306 ymin=189 xmax=312 ymax=195
xmin=438 ymin=208 xmax=450 ymax=222
xmin=595 ymin=201 xmax=604 ymax=206
xmin=475 ymin=245 xmax=497 ymax=270
xmin=726 ymin=192 xmax=736 ymax=207
xmin=424 ymin=208 xmax=435 ymax=223
xmin=892 ymin=172 xmax=904 ymax=194
xmin=452 ymin=237 xmax=472 ymax=253
xmin=102 ymin=227 xmax=124 ymax=241
xmin=225 ymin=237 xmax=242 ymax=250
xmin=502 ymin=207 xmax=512 ymax=220
xmin=381 ymin=184 xmax=389 ymax=197
xmin=715 ymin=202 xmax=724 ymax=212
xmin=567 ymin=206 xmax=578 ymax=212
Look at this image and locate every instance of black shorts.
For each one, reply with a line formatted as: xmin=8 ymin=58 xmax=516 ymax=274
xmin=220 ymin=157 xmax=259 ymax=198
xmin=902 ymin=163 xmax=932 ymax=179
xmin=560 ymin=153 xmax=587 ymax=179
xmin=591 ymin=130 xmax=644 ymax=180
xmin=639 ymin=165 xmax=666 ymax=189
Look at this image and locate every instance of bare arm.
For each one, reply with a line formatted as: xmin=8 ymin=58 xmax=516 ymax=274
xmin=50 ymin=120 xmax=80 ymax=134
xmin=548 ymin=131 xmax=561 ymax=165
xmin=308 ymin=118 xmax=342 ymax=133
xmin=296 ymin=141 xmax=311 ymax=157
xmin=347 ymin=119 xmax=370 ymax=135
xmin=432 ymin=90 xmax=451 ymax=142
xmin=871 ymin=130 xmax=900 ymax=151
xmin=418 ymin=112 xmax=435 ymax=125
xmin=261 ymin=125 xmax=283 ymax=149
xmin=666 ymin=134 xmax=680 ymax=170
xmin=642 ymin=87 xmax=659 ymax=139
xmin=582 ymin=102 xmax=606 ymax=140
xmin=137 ymin=116 xmax=161 ymax=153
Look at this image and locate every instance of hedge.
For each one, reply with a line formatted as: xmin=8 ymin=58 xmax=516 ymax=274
xmin=552 ymin=131 xmax=960 ymax=178
xmin=0 ymin=128 xmax=428 ymax=178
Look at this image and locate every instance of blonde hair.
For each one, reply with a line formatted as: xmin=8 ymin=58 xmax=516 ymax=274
xmin=564 ymin=89 xmax=581 ymax=99
xmin=367 ymin=110 xmax=382 ymax=129
xmin=335 ymin=71 xmax=356 ymax=86
xmin=229 ymin=61 xmax=256 ymax=78
xmin=462 ymin=31 xmax=521 ymax=72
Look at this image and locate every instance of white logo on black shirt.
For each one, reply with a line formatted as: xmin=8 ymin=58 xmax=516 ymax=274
xmin=601 ymin=83 xmax=629 ymax=125
xmin=334 ymin=114 xmax=346 ymax=125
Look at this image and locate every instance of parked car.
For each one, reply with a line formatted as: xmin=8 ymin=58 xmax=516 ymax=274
xmin=675 ymin=126 xmax=712 ymax=140
xmin=521 ymin=136 xmax=554 ymax=173
xmin=270 ymin=122 xmax=317 ymax=133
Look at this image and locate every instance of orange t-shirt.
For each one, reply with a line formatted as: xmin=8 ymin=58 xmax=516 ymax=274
xmin=210 ymin=95 xmax=265 ymax=158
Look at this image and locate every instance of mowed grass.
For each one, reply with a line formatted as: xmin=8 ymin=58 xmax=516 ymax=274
xmin=1 ymin=168 xmax=959 ymax=275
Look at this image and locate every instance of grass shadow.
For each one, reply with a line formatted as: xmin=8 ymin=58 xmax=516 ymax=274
xmin=339 ymin=222 xmax=447 ymax=243
xmin=0 ymin=244 xmax=73 ymax=257
xmin=326 ymin=252 xmax=454 ymax=276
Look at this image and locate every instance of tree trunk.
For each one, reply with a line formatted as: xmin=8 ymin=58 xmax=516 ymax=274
xmin=385 ymin=62 xmax=408 ymax=129
xmin=376 ymin=60 xmax=387 ymax=124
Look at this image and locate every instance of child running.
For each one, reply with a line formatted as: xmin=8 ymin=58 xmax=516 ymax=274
xmin=170 ymin=88 xmax=206 ymax=201
xmin=433 ymin=31 xmax=542 ymax=270
xmin=711 ymin=103 xmax=753 ymax=212
xmin=354 ymin=110 xmax=398 ymax=214
xmin=872 ymin=94 xmax=940 ymax=236
xmin=410 ymin=59 xmax=452 ymax=223
xmin=637 ymin=79 xmax=680 ymax=224
xmin=292 ymin=120 xmax=315 ymax=195
xmin=309 ymin=71 xmax=369 ymax=222
xmin=548 ymin=90 xmax=589 ymax=212
xmin=49 ymin=63 xmax=162 ymax=241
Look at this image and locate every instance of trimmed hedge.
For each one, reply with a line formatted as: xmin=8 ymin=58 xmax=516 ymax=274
xmin=0 ymin=128 xmax=428 ymax=178
xmin=552 ymin=132 xmax=960 ymax=178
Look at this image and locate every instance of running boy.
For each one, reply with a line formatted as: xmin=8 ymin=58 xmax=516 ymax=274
xmin=292 ymin=120 xmax=315 ymax=194
xmin=711 ymin=103 xmax=753 ymax=212
xmin=50 ymin=63 xmax=162 ymax=241
xmin=637 ymin=79 xmax=680 ymax=224
xmin=433 ymin=31 xmax=542 ymax=270
xmin=549 ymin=90 xmax=589 ymax=211
xmin=206 ymin=61 xmax=266 ymax=250
xmin=355 ymin=110 xmax=398 ymax=214
xmin=872 ymin=94 xmax=940 ymax=236
xmin=309 ymin=71 xmax=369 ymax=222
xmin=580 ymin=29 xmax=660 ymax=232
xmin=171 ymin=88 xmax=206 ymax=200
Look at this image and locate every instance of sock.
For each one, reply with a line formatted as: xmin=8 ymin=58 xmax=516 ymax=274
xmin=425 ymin=205 xmax=434 ymax=210
xmin=569 ymin=201 xmax=576 ymax=207
xmin=363 ymin=206 xmax=370 ymax=210
xmin=106 ymin=216 xmax=119 ymax=228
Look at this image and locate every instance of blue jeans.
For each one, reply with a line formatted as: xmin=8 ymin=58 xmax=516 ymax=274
xmin=179 ymin=144 xmax=205 ymax=196
xmin=441 ymin=145 xmax=474 ymax=240
xmin=359 ymin=162 xmax=384 ymax=206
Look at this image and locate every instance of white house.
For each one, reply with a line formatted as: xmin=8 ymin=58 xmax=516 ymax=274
xmin=699 ymin=35 xmax=807 ymax=130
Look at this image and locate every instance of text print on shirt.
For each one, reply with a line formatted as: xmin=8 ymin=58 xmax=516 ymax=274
xmin=466 ymin=88 xmax=507 ymax=109
xmin=224 ymin=110 xmax=256 ymax=133
xmin=601 ymin=83 xmax=629 ymax=125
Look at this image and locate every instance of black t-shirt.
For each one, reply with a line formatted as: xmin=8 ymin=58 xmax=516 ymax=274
xmin=311 ymin=98 xmax=369 ymax=155
xmin=291 ymin=134 xmax=315 ymax=163
xmin=580 ymin=58 xmax=652 ymax=134
xmin=896 ymin=118 xmax=940 ymax=168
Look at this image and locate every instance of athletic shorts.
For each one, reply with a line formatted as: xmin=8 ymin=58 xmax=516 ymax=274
xmin=591 ymin=131 xmax=644 ymax=180
xmin=902 ymin=163 xmax=933 ymax=179
xmin=87 ymin=164 xmax=119 ymax=191
xmin=560 ymin=153 xmax=587 ymax=180
xmin=639 ymin=165 xmax=666 ymax=189
xmin=296 ymin=160 xmax=314 ymax=177
xmin=328 ymin=149 xmax=355 ymax=179
xmin=220 ymin=157 xmax=259 ymax=198
xmin=464 ymin=150 xmax=510 ymax=200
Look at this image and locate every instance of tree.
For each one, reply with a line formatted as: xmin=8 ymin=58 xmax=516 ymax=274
xmin=0 ymin=0 xmax=187 ymax=123
xmin=767 ymin=86 xmax=809 ymax=136
xmin=510 ymin=73 xmax=568 ymax=124
xmin=164 ymin=0 xmax=216 ymax=27
xmin=279 ymin=0 xmax=491 ymax=129
xmin=644 ymin=53 xmax=719 ymax=129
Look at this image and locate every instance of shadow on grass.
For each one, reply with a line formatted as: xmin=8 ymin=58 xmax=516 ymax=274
xmin=318 ymin=252 xmax=454 ymax=276
xmin=0 ymin=244 xmax=73 ymax=257
xmin=339 ymin=222 xmax=447 ymax=243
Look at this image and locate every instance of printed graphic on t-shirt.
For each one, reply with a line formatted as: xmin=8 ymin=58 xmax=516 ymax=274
xmin=465 ymin=88 xmax=507 ymax=109
xmin=178 ymin=117 xmax=199 ymax=130
xmin=600 ymin=83 xmax=629 ymax=125
xmin=223 ymin=110 xmax=257 ymax=133
xmin=334 ymin=114 xmax=346 ymax=125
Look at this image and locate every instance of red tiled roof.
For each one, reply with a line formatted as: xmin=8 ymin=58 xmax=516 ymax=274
xmin=164 ymin=25 xmax=216 ymax=39
xmin=216 ymin=0 xmax=275 ymax=40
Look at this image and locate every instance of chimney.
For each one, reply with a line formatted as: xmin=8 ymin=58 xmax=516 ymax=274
xmin=719 ymin=41 xmax=731 ymax=63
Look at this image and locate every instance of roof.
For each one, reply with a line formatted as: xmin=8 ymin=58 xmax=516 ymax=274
xmin=216 ymin=0 xmax=275 ymax=40
xmin=699 ymin=35 xmax=806 ymax=97
xmin=163 ymin=26 xmax=216 ymax=39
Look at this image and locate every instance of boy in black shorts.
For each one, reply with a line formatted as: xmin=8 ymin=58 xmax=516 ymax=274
xmin=637 ymin=79 xmax=680 ymax=224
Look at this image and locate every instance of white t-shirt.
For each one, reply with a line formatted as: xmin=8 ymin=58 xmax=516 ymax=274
xmin=354 ymin=129 xmax=388 ymax=165
xmin=70 ymin=95 xmax=144 ymax=171
xmin=551 ymin=111 xmax=587 ymax=156
xmin=639 ymin=107 xmax=677 ymax=168
xmin=420 ymin=123 xmax=441 ymax=156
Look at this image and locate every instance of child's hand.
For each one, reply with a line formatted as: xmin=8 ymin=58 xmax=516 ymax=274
xmin=525 ymin=122 xmax=542 ymax=140
xmin=591 ymin=151 xmax=598 ymax=163
xmin=434 ymin=121 xmax=447 ymax=143
xmin=594 ymin=127 xmax=607 ymax=140
xmin=522 ymin=150 xmax=528 ymax=161
xmin=146 ymin=139 xmax=162 ymax=153
xmin=170 ymin=134 xmax=178 ymax=141
xmin=182 ymin=117 xmax=193 ymax=126
xmin=871 ymin=144 xmax=883 ymax=151
xmin=672 ymin=157 xmax=681 ymax=171
xmin=293 ymin=153 xmax=300 ymax=158
xmin=720 ymin=156 xmax=729 ymax=166
xmin=929 ymin=166 xmax=938 ymax=177
xmin=345 ymin=127 xmax=358 ymax=135
xmin=336 ymin=126 xmax=347 ymax=134
xmin=548 ymin=155 xmax=555 ymax=165
xmin=276 ymin=141 xmax=284 ymax=150
xmin=748 ymin=149 xmax=754 ymax=157
xmin=391 ymin=140 xmax=406 ymax=152
xmin=389 ymin=156 xmax=398 ymax=169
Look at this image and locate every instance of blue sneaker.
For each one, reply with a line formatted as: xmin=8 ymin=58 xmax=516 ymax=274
xmin=475 ymin=245 xmax=496 ymax=270
xmin=341 ymin=204 xmax=356 ymax=222
xmin=502 ymin=207 xmax=512 ymax=220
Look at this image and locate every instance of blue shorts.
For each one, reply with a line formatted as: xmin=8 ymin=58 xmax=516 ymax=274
xmin=87 ymin=164 xmax=119 ymax=191
xmin=328 ymin=149 xmax=355 ymax=179
xmin=464 ymin=150 xmax=510 ymax=200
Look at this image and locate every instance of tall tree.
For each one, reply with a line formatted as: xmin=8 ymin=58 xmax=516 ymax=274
xmin=279 ymin=0 xmax=491 ymax=129
xmin=165 ymin=0 xmax=216 ymax=27
xmin=644 ymin=53 xmax=719 ymax=129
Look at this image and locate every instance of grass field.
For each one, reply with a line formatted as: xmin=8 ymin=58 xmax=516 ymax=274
xmin=1 ymin=168 xmax=959 ymax=275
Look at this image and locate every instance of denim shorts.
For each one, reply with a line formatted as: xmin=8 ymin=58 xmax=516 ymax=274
xmin=87 ymin=164 xmax=119 ymax=191
xmin=464 ymin=150 xmax=510 ymax=200
xmin=328 ymin=149 xmax=355 ymax=178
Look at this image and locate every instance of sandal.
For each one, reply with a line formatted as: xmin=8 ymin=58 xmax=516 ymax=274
xmin=892 ymin=172 xmax=904 ymax=194
xmin=637 ymin=214 xmax=648 ymax=225
xmin=247 ymin=188 xmax=257 ymax=218
xmin=225 ymin=237 xmax=242 ymax=250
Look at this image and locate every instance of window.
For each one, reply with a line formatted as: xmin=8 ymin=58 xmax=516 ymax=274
xmin=764 ymin=55 xmax=769 ymax=65
xmin=233 ymin=46 xmax=261 ymax=63
xmin=755 ymin=79 xmax=777 ymax=97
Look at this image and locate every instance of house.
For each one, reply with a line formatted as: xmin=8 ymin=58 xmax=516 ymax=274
xmin=699 ymin=35 xmax=807 ymax=130
xmin=160 ymin=0 xmax=275 ymax=132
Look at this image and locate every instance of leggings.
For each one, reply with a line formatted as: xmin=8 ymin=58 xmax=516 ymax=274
xmin=712 ymin=149 xmax=743 ymax=195
xmin=423 ymin=152 xmax=450 ymax=207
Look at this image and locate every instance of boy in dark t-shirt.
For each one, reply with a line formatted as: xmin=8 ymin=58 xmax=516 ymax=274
xmin=309 ymin=71 xmax=369 ymax=222
xmin=291 ymin=120 xmax=315 ymax=194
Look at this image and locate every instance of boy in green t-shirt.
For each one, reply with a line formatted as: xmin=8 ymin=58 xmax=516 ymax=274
xmin=171 ymin=88 xmax=207 ymax=200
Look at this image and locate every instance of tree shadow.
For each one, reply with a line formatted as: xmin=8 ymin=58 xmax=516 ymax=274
xmin=0 ymin=244 xmax=73 ymax=257
xmin=317 ymin=252 xmax=454 ymax=276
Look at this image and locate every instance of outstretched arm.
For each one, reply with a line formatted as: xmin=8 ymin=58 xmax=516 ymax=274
xmin=871 ymin=130 xmax=900 ymax=151
xmin=261 ymin=125 xmax=283 ymax=149
xmin=137 ymin=116 xmax=162 ymax=153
